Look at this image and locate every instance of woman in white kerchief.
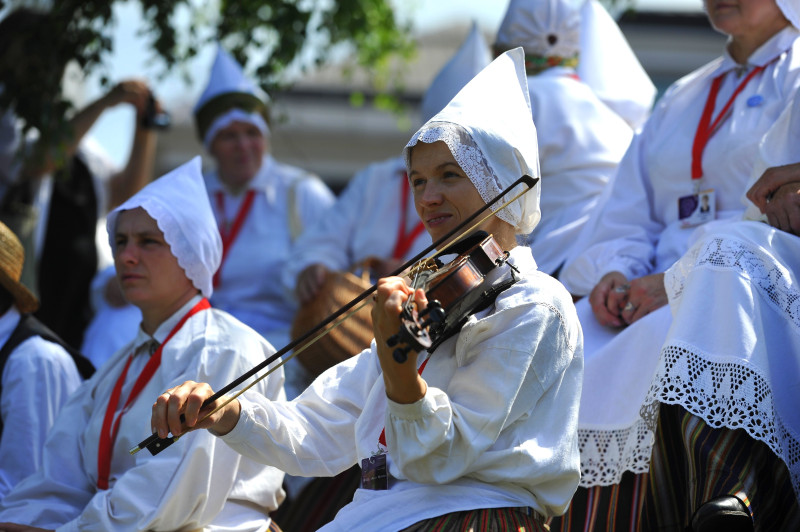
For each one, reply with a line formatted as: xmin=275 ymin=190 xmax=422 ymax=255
xmin=556 ymin=0 xmax=800 ymax=530
xmin=150 ymin=48 xmax=583 ymax=532
xmin=493 ymin=0 xmax=650 ymax=277
xmin=271 ymin=24 xmax=492 ymax=531
xmin=195 ymin=46 xmax=334 ymax=352
xmin=0 ymin=158 xmax=286 ymax=531
xmin=638 ymin=88 xmax=800 ymax=531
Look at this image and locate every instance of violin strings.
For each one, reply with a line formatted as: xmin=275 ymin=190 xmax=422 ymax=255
xmin=404 ymin=184 xmax=531 ymax=312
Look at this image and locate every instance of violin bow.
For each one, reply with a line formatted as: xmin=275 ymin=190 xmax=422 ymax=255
xmin=131 ymin=174 xmax=539 ymax=456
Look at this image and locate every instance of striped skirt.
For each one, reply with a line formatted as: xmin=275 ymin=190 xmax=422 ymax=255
xmin=641 ymin=402 xmax=800 ymax=531
xmin=399 ymin=507 xmax=548 ymax=532
xmin=546 ymin=471 xmax=649 ymax=532
xmin=269 ymin=465 xmax=360 ymax=531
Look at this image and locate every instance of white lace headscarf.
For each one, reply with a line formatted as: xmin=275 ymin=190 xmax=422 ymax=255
xmin=420 ymin=22 xmax=492 ymax=124
xmin=495 ymin=0 xmax=656 ymax=129
xmin=107 ymin=156 xmax=222 ymax=298
xmin=404 ymin=47 xmax=541 ymax=235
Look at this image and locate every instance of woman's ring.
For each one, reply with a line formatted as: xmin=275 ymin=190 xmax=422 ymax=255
xmin=623 ymin=301 xmax=635 ymax=312
xmin=614 ymin=284 xmax=630 ymax=294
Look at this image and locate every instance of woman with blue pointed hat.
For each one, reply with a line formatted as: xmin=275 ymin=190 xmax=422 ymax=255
xmin=0 ymin=157 xmax=286 ymax=531
xmin=150 ymin=48 xmax=583 ymax=531
xmin=195 ymin=46 xmax=334 ymax=352
xmin=493 ymin=0 xmax=645 ymax=278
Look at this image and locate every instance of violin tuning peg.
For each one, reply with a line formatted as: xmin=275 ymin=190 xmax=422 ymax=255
xmin=386 ymin=334 xmax=400 ymax=348
xmin=393 ymin=346 xmax=410 ymax=364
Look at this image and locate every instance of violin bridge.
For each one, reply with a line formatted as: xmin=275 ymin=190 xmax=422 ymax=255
xmin=408 ymin=258 xmax=439 ymax=282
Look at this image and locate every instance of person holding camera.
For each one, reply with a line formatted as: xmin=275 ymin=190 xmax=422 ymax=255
xmin=0 ymin=8 xmax=167 ymax=351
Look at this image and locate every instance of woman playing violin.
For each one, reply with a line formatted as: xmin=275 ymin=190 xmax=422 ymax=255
xmin=152 ymin=49 xmax=583 ymax=532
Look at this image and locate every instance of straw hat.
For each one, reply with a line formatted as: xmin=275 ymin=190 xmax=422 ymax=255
xmin=0 ymin=222 xmax=38 ymax=313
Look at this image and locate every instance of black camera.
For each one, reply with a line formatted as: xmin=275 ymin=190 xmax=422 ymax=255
xmin=141 ymin=93 xmax=171 ymax=130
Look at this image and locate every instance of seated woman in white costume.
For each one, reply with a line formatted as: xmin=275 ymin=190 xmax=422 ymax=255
xmin=557 ymin=0 xmax=800 ymax=529
xmin=0 ymin=158 xmax=286 ymax=531
xmin=196 ymin=46 xmax=335 ymax=351
xmin=640 ymin=88 xmax=800 ymax=532
xmin=80 ymin=46 xmax=336 ymax=370
xmin=493 ymin=0 xmax=652 ymax=278
xmin=150 ymin=48 xmax=583 ymax=532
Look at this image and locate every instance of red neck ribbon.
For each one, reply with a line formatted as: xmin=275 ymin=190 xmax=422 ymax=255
xmin=213 ymin=189 xmax=257 ymax=288
xmin=96 ymin=298 xmax=211 ymax=489
xmin=391 ymin=173 xmax=426 ymax=260
xmin=691 ymin=65 xmax=765 ymax=180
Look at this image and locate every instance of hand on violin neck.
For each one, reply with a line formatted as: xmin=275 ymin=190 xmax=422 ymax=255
xmin=372 ymin=277 xmax=428 ymax=404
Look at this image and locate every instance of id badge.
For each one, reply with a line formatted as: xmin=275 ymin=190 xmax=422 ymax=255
xmin=361 ymin=453 xmax=389 ymax=490
xmin=679 ymin=188 xmax=715 ymax=228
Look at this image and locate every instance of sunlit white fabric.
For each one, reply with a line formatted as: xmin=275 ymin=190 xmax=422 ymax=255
xmin=560 ymin=26 xmax=800 ymax=487
xmin=420 ymin=23 xmax=492 ymax=124
xmin=223 ymin=246 xmax=583 ymax=530
xmin=0 ymin=307 xmax=83 ymax=500
xmin=0 ymin=295 xmax=286 ymax=530
xmin=207 ymin=155 xmax=334 ymax=350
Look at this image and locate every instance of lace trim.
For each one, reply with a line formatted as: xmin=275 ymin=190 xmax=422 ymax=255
xmin=144 ymin=199 xmax=212 ymax=298
xmin=643 ymin=343 xmax=800 ymax=501
xmin=668 ymin=235 xmax=800 ymax=332
xmin=577 ymin=419 xmax=654 ymax=487
xmin=405 ymin=122 xmax=516 ymax=229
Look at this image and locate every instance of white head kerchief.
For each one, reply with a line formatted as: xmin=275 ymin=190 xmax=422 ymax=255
xmin=495 ymin=0 xmax=656 ymax=129
xmin=107 ymin=156 xmax=222 ymax=298
xmin=404 ymin=47 xmax=541 ymax=235
xmin=194 ymin=45 xmax=270 ymax=150
xmin=202 ymin=108 xmax=269 ymax=151
xmin=420 ymin=22 xmax=492 ymax=124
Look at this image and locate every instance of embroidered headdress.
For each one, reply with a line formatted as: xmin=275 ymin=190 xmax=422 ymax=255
xmin=495 ymin=0 xmax=656 ymax=128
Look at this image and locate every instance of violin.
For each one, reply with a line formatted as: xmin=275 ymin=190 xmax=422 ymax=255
xmin=387 ymin=231 xmax=519 ymax=363
xmin=131 ymin=175 xmax=539 ymax=457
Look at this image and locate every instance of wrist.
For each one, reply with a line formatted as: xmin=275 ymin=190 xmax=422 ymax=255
xmin=211 ymin=399 xmax=241 ymax=436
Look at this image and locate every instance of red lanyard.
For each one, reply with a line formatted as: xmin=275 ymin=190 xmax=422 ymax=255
xmin=691 ymin=65 xmax=765 ymax=180
xmin=378 ymin=357 xmax=429 ymax=448
xmin=96 ymin=298 xmax=211 ymax=490
xmin=213 ymin=189 xmax=256 ymax=287
xmin=391 ymin=173 xmax=426 ymax=260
